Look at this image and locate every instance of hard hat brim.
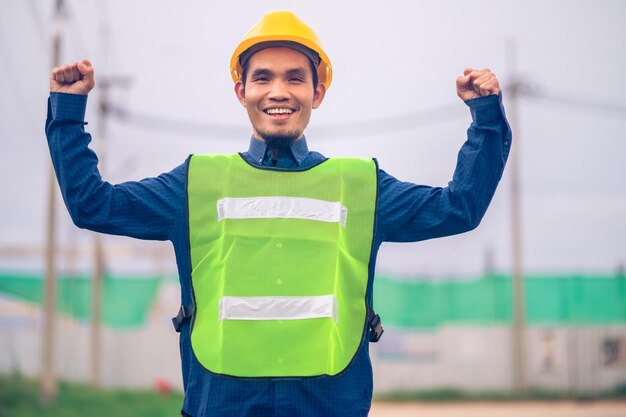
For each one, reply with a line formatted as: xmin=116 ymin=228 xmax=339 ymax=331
xmin=230 ymin=35 xmax=332 ymax=89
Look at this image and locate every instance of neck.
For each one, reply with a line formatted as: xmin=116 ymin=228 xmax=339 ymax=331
xmin=264 ymin=136 xmax=293 ymax=151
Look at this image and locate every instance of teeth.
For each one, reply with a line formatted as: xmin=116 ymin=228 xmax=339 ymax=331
xmin=265 ymin=108 xmax=293 ymax=115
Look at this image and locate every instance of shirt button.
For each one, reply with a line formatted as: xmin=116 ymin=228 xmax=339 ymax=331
xmin=276 ymin=243 xmax=283 ymax=249
xmin=504 ymin=141 xmax=509 ymax=146
xmin=276 ymin=279 xmax=283 ymax=285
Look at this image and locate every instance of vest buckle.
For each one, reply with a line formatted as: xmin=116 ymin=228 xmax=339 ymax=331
xmin=172 ymin=304 xmax=194 ymax=333
xmin=368 ymin=312 xmax=384 ymax=343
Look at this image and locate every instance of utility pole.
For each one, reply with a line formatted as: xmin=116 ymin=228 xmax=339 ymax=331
xmin=41 ymin=0 xmax=64 ymax=403
xmin=484 ymin=246 xmax=495 ymax=276
xmin=507 ymin=38 xmax=526 ymax=392
xmin=90 ymin=75 xmax=132 ymax=387
xmin=89 ymin=76 xmax=110 ymax=387
xmin=89 ymin=5 xmax=132 ymax=385
xmin=89 ymin=8 xmax=110 ymax=387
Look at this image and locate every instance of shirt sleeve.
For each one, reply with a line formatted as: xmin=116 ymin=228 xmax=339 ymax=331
xmin=45 ymin=92 xmax=185 ymax=241
xmin=378 ymin=93 xmax=512 ymax=243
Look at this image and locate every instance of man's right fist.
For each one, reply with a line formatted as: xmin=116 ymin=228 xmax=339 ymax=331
xmin=50 ymin=59 xmax=95 ymax=95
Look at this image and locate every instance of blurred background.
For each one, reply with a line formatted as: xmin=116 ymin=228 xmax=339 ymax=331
xmin=1 ymin=0 xmax=625 ymax=415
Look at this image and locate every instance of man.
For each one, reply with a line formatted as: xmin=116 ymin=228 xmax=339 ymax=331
xmin=47 ymin=10 xmax=510 ymax=417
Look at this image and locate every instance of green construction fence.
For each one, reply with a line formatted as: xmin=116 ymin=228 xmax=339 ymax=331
xmin=1 ymin=271 xmax=625 ymax=328
xmin=374 ymin=273 xmax=626 ymax=327
xmin=0 ymin=272 xmax=161 ymax=328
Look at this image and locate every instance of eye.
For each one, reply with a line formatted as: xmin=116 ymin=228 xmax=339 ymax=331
xmin=289 ymin=77 xmax=304 ymax=83
xmin=253 ymin=76 xmax=270 ymax=83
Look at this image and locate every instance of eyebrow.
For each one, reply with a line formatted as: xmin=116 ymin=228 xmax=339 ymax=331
xmin=285 ymin=68 xmax=308 ymax=78
xmin=250 ymin=68 xmax=273 ymax=79
xmin=250 ymin=67 xmax=309 ymax=79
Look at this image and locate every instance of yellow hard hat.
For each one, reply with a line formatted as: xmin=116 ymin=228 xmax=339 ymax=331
xmin=230 ymin=11 xmax=333 ymax=89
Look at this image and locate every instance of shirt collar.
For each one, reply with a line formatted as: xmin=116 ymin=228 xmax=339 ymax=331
xmin=247 ymin=136 xmax=310 ymax=166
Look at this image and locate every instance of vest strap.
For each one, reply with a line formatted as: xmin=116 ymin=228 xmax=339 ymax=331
xmin=368 ymin=309 xmax=384 ymax=343
xmin=172 ymin=304 xmax=195 ymax=333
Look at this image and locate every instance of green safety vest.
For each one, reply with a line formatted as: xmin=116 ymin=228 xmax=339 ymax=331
xmin=187 ymin=154 xmax=377 ymax=378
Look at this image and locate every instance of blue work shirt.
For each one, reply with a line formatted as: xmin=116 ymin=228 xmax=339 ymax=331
xmin=46 ymin=92 xmax=511 ymax=417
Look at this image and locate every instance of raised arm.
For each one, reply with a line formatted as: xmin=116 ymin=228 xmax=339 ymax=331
xmin=378 ymin=68 xmax=511 ymax=243
xmin=46 ymin=60 xmax=185 ymax=241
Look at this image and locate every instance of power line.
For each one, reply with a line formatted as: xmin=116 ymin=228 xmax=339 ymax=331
xmin=109 ymin=106 xmax=248 ymax=139
xmin=518 ymin=83 xmax=626 ymax=117
xmin=310 ymin=104 xmax=466 ymax=138
xmin=101 ymin=84 xmax=626 ymax=142
xmin=109 ymin=103 xmax=467 ymax=140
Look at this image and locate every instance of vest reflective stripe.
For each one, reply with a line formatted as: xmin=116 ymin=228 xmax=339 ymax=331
xmin=219 ymin=295 xmax=338 ymax=322
xmin=187 ymin=154 xmax=377 ymax=378
xmin=217 ymin=196 xmax=347 ymax=227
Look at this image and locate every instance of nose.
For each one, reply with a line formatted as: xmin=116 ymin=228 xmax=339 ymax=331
xmin=267 ymin=80 xmax=289 ymax=101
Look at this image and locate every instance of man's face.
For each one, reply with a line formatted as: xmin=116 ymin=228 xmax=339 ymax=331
xmin=235 ymin=47 xmax=326 ymax=142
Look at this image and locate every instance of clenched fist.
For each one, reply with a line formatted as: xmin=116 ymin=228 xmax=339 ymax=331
xmin=456 ymin=68 xmax=500 ymax=101
xmin=50 ymin=59 xmax=95 ymax=95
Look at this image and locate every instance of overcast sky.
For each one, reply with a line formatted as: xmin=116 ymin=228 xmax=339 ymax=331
xmin=1 ymin=0 xmax=625 ymax=278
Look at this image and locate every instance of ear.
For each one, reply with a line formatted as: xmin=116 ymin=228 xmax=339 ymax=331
xmin=312 ymin=82 xmax=326 ymax=110
xmin=234 ymin=81 xmax=246 ymax=107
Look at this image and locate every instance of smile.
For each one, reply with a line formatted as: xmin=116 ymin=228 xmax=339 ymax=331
xmin=264 ymin=107 xmax=294 ymax=115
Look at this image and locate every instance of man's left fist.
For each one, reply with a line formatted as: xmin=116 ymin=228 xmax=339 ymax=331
xmin=456 ymin=68 xmax=500 ymax=101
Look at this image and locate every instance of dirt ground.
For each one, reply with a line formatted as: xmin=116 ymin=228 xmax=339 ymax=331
xmin=369 ymin=401 xmax=626 ymax=417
